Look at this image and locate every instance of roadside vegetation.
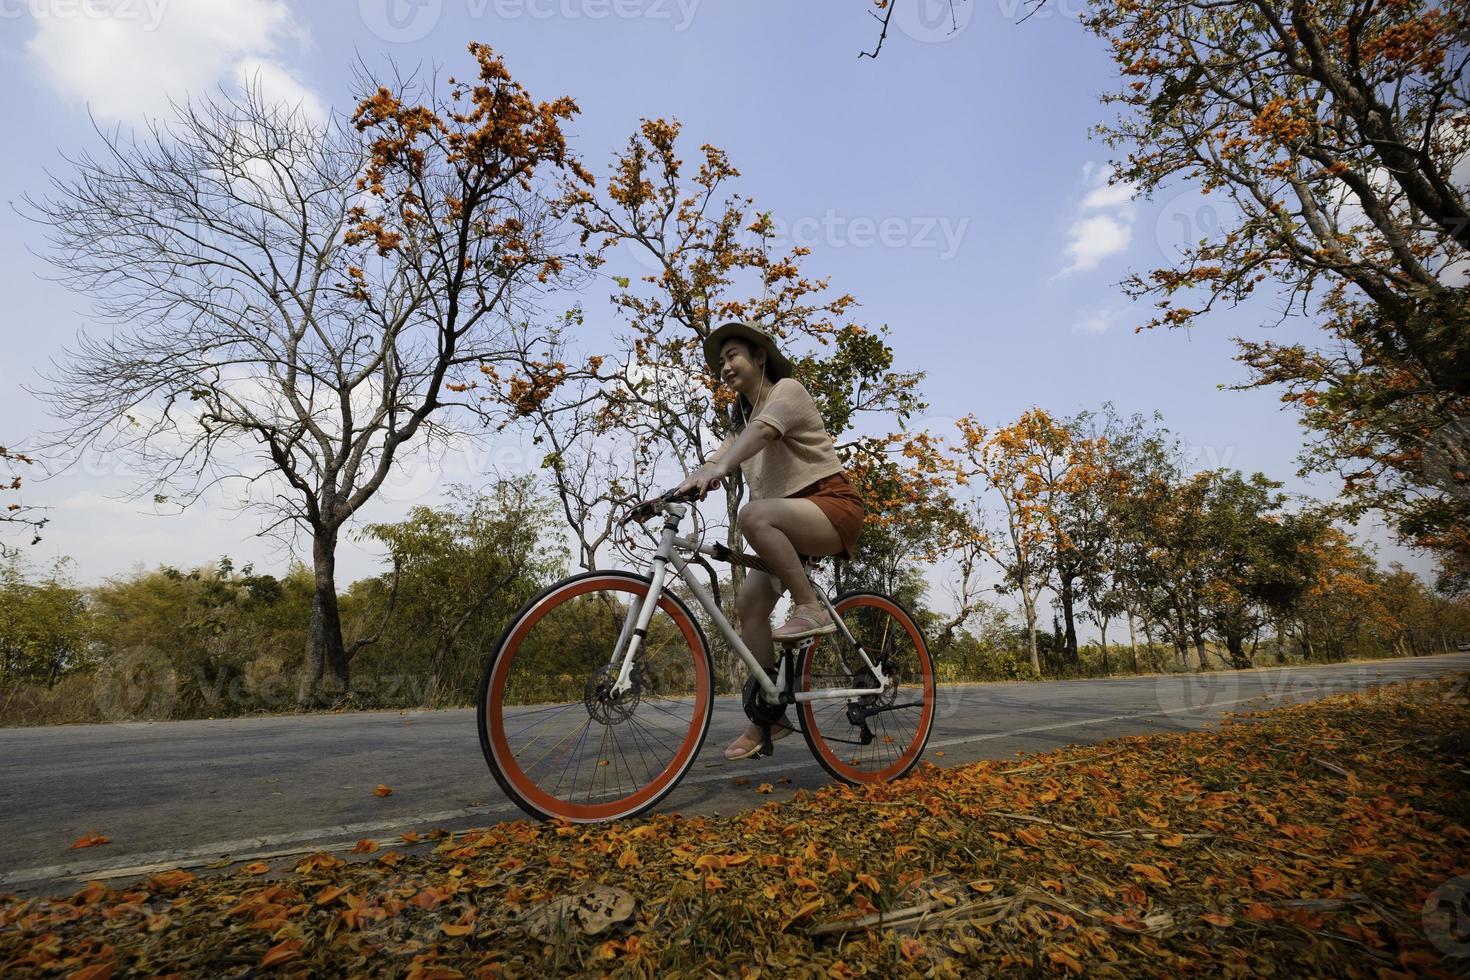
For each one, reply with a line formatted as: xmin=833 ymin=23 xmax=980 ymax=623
xmin=4 ymin=0 xmax=1469 ymax=721
xmin=2 ymin=457 xmax=1466 ymax=726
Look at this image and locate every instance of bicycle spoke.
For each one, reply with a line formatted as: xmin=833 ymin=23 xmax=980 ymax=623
xmin=798 ymin=594 xmax=934 ymax=783
xmin=482 ymin=575 xmax=711 ymax=820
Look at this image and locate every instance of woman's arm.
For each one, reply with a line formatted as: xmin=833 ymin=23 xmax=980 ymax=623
xmin=710 ymin=420 xmax=779 ymax=476
xmin=673 ymin=421 xmax=779 ymax=498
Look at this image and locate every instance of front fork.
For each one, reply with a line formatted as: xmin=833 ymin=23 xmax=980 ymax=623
xmin=607 ymin=516 xmax=681 ymax=697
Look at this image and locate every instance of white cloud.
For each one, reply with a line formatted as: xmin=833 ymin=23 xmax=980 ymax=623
xmin=1054 ymin=162 xmax=1138 ymax=278
xmin=24 ymin=0 xmax=318 ymax=124
xmin=1072 ymin=308 xmax=1122 ymax=335
xmin=1079 ymin=181 xmax=1136 ymax=211
xmin=1057 ymin=214 xmax=1133 ymax=276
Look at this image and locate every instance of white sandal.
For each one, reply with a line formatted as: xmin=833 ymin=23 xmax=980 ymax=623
xmin=723 ymin=722 xmax=793 ymax=760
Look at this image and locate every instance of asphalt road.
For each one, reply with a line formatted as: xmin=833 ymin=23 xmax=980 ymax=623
xmin=3 ymin=652 xmax=1466 ymax=898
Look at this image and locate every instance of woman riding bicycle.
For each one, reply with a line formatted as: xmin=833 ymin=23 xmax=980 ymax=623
xmin=672 ymin=321 xmax=865 ymax=761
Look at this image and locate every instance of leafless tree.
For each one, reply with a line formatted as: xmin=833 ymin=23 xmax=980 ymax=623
xmin=26 ymin=50 xmax=593 ymax=702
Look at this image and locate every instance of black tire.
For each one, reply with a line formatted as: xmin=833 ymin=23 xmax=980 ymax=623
xmin=796 ymin=591 xmax=936 ymax=785
xmin=477 ymin=570 xmax=714 ymax=822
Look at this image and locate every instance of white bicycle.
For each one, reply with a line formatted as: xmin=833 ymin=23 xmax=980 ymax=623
xmin=476 ymin=486 xmax=937 ymax=822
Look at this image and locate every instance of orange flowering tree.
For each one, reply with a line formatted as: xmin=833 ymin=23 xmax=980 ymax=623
xmin=530 ymin=119 xmax=932 ymax=584
xmin=31 ymin=46 xmax=593 ymax=701
xmin=942 ymin=409 xmax=1101 ymax=675
xmin=1289 ymin=523 xmax=1397 ymax=660
xmin=1069 ymin=407 xmax=1180 ymax=673
xmin=1082 ymin=0 xmax=1470 ymax=587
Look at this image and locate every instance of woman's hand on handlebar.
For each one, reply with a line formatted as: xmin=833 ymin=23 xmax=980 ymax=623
xmin=672 ymin=463 xmax=725 ymax=502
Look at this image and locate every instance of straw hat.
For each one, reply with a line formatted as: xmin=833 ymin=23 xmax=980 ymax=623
xmin=702 ymin=321 xmax=794 ymax=381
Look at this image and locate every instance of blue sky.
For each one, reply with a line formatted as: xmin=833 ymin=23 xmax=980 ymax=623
xmin=0 ymin=0 xmax=1432 ymax=596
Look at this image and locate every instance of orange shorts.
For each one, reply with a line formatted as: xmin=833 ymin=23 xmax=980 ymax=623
xmin=790 ymin=471 xmax=865 ymax=561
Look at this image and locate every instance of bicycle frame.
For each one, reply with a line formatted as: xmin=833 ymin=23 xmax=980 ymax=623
xmin=607 ymin=501 xmax=889 ymax=705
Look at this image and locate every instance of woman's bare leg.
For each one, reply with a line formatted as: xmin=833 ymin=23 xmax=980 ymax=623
xmin=737 ymin=498 xmax=842 ymax=607
xmin=735 ymin=567 xmax=780 ymax=672
xmin=727 ymin=565 xmax=791 ymax=754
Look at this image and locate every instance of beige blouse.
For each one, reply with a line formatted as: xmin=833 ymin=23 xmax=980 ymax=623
xmin=710 ymin=378 xmax=843 ymax=500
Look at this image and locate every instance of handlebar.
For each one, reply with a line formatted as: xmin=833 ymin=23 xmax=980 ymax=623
xmin=622 ymin=486 xmax=703 ymax=526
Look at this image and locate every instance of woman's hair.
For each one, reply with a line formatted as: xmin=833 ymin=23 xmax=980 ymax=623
xmin=723 ymin=338 xmax=781 ymax=434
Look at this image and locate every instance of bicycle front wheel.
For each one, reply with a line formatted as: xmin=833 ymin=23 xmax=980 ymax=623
xmin=797 ymin=592 xmax=936 ymax=784
xmin=477 ymin=571 xmax=713 ymax=822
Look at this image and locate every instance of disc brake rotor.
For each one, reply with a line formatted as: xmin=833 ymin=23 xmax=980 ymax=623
xmin=584 ymin=663 xmax=641 ymax=724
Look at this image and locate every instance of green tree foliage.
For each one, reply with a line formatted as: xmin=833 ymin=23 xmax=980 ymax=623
xmin=88 ymin=558 xmax=317 ymax=719
xmin=1192 ymin=474 xmax=1322 ymax=669
xmin=0 ymin=556 xmax=90 ymax=686
xmin=357 ymin=477 xmax=569 ymax=706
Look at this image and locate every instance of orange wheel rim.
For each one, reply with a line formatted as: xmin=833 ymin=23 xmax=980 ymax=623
xmin=486 ymin=576 xmax=709 ymax=820
xmin=800 ymin=594 xmax=934 ymax=783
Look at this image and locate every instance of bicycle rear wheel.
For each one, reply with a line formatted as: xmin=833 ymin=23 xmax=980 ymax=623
xmin=796 ymin=591 xmax=935 ymax=784
xmin=477 ymin=571 xmax=713 ymax=822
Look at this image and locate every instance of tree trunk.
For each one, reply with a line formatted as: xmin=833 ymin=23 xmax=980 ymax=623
xmin=1126 ymin=611 xmax=1140 ymax=673
xmin=1023 ymin=594 xmax=1041 ymax=676
xmin=1193 ymin=632 xmax=1210 ymax=671
xmin=1225 ymin=633 xmax=1250 ymax=670
xmin=1058 ymin=573 xmax=1079 ymax=667
xmin=300 ymin=524 xmax=348 ymax=704
xmin=1098 ymin=619 xmax=1110 ymax=676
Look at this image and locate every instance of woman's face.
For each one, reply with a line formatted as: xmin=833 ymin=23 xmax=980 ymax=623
xmin=718 ymin=339 xmax=766 ymax=396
